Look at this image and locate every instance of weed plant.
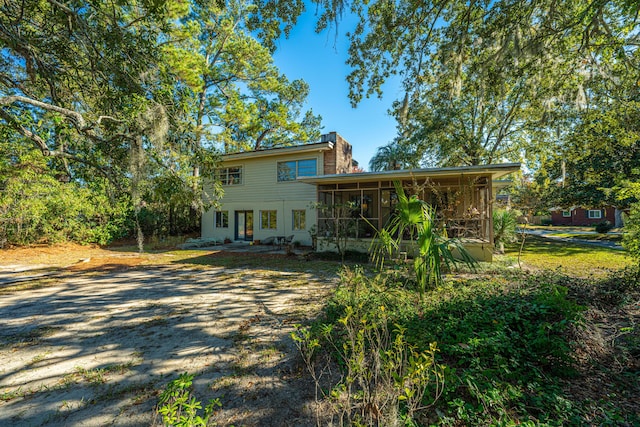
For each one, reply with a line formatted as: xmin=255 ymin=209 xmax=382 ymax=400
xmin=154 ymin=373 xmax=221 ymax=427
xmin=293 ymin=266 xmax=445 ymax=426
xmin=299 ymin=265 xmax=617 ymax=426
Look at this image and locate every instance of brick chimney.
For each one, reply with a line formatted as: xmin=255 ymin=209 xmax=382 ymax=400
xmin=322 ymin=132 xmax=353 ymax=175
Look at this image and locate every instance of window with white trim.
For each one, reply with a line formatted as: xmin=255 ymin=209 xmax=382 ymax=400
xmin=277 ymin=159 xmax=317 ymax=182
xmin=260 ymin=210 xmax=277 ymax=229
xmin=293 ymin=210 xmax=306 ymax=230
xmin=215 ymin=166 xmax=242 ymax=185
xmin=587 ymin=209 xmax=602 ymax=219
xmin=562 ymin=210 xmax=571 ymax=217
xmin=214 ymin=211 xmax=228 ymax=228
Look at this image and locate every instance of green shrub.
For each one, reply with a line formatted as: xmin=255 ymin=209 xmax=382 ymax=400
xmin=594 ymin=220 xmax=613 ymax=234
xmin=312 ymin=266 xmax=588 ymax=425
xmin=622 ymin=203 xmax=640 ymax=259
xmin=292 ymin=266 xmax=446 ymax=425
xmin=0 ymin=173 xmax=129 ymax=246
xmin=369 ymin=181 xmax=477 ymax=298
xmin=312 ymin=250 xmax=370 ymax=263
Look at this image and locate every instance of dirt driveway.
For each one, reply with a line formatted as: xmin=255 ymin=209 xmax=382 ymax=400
xmin=0 ymin=246 xmax=337 ymax=426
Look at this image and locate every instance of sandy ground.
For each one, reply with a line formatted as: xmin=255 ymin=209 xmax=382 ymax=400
xmin=0 ymin=246 xmax=337 ymax=426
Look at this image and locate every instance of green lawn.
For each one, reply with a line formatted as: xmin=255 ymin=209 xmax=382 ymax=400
xmin=545 ymin=232 xmax=623 ymax=242
xmin=504 ymin=235 xmax=633 ymax=277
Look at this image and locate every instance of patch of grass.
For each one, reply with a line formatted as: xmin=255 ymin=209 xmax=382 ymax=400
xmin=0 ymin=387 xmax=34 ymax=402
xmin=505 ymin=235 xmax=632 ymax=277
xmin=0 ymin=325 xmax=62 ymax=348
xmin=62 ymin=362 xmax=138 ymax=387
xmin=257 ymin=345 xmax=283 ymax=363
xmin=0 ymin=277 xmax=59 ymax=295
xmin=311 ymin=250 xmax=371 ymax=263
xmin=27 ymin=351 xmax=51 ymax=366
xmin=547 ymin=232 xmax=623 ymax=242
xmin=157 ymin=249 xmax=342 ymax=273
xmin=526 ymin=225 xmax=601 ymax=232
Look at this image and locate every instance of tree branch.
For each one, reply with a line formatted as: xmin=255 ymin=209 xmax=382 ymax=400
xmin=1 ymin=95 xmax=87 ymax=129
xmin=0 ymin=108 xmax=121 ymax=187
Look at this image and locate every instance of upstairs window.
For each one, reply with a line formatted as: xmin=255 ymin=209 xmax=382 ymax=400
xmin=277 ymin=159 xmax=317 ymax=182
xmin=215 ymin=166 xmax=242 ymax=185
xmin=588 ymin=209 xmax=602 ymax=219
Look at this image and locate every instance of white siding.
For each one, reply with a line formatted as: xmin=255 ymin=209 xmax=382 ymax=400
xmin=202 ymin=151 xmax=322 ymax=246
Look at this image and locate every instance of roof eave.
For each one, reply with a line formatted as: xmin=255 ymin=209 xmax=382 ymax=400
xmin=222 ymin=142 xmax=333 ymax=162
xmin=298 ymin=163 xmax=521 ymax=184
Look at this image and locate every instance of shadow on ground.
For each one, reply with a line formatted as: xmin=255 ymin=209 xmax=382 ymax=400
xmin=0 ymin=253 xmax=337 ymax=426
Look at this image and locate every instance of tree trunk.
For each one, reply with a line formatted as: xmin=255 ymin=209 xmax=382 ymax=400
xmin=615 ymin=208 xmax=624 ymax=228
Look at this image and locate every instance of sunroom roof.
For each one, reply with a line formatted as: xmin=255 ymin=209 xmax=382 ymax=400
xmin=298 ymin=163 xmax=521 ymax=184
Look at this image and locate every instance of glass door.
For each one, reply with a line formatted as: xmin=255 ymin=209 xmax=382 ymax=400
xmin=235 ymin=211 xmax=253 ymax=241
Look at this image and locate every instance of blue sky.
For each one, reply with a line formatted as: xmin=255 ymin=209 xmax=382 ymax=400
xmin=272 ymin=9 xmax=403 ymax=170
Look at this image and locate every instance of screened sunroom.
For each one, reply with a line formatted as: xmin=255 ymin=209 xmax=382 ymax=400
xmin=299 ymin=163 xmax=520 ymax=261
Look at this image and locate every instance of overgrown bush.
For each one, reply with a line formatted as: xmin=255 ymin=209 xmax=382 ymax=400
xmin=292 ymin=266 xmax=445 ymax=426
xmin=0 ymin=173 xmax=129 ymax=246
xmin=301 ymin=265 xmax=591 ymax=426
xmin=0 ymin=143 xmax=202 ymax=247
xmin=369 ymin=181 xmax=477 ymax=298
xmin=594 ymin=220 xmax=613 ymax=234
xmin=622 ymin=203 xmax=640 ymax=259
xmin=618 ymin=181 xmax=640 ymax=260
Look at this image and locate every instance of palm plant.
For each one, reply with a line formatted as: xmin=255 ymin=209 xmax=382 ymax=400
xmin=493 ymin=209 xmax=518 ymax=253
xmin=368 ymin=142 xmax=420 ymax=171
xmin=369 ymin=181 xmax=477 ymax=297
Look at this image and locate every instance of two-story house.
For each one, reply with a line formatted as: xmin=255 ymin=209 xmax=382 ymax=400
xmin=201 ymin=132 xmax=353 ymax=247
xmin=202 ymin=132 xmax=520 ymax=261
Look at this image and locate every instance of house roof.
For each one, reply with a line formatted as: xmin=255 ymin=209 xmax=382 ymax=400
xmin=222 ymin=142 xmax=333 ymax=161
xmin=298 ymin=163 xmax=521 ymax=184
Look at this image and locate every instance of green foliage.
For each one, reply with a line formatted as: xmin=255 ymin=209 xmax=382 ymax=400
xmin=314 ymin=0 xmax=633 ymax=166
xmin=541 ymin=104 xmax=640 ymax=209
xmin=312 ymin=0 xmax=640 ymax=207
xmin=619 ymin=181 xmax=640 ymax=260
xmin=369 ymin=181 xmax=477 ymax=297
xmin=156 ymin=373 xmax=221 ymax=427
xmin=312 ymin=265 xmax=593 ymax=425
xmin=292 ymin=267 xmax=445 ymax=426
xmin=594 ymin=220 xmax=613 ymax=234
xmin=0 ymin=0 xmax=318 ymax=242
xmin=510 ymin=176 xmax=552 ymax=217
xmin=0 ymin=147 xmax=129 ymax=245
xmin=571 ymin=264 xmax=640 ymax=309
xmin=623 ymin=206 xmax=640 ymax=260
xmin=368 ymin=140 xmax=420 ymax=171
xmin=493 ymin=209 xmax=519 ymax=253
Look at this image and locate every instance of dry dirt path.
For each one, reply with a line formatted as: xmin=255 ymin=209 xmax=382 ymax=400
xmin=0 ymin=249 xmax=337 ymax=426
